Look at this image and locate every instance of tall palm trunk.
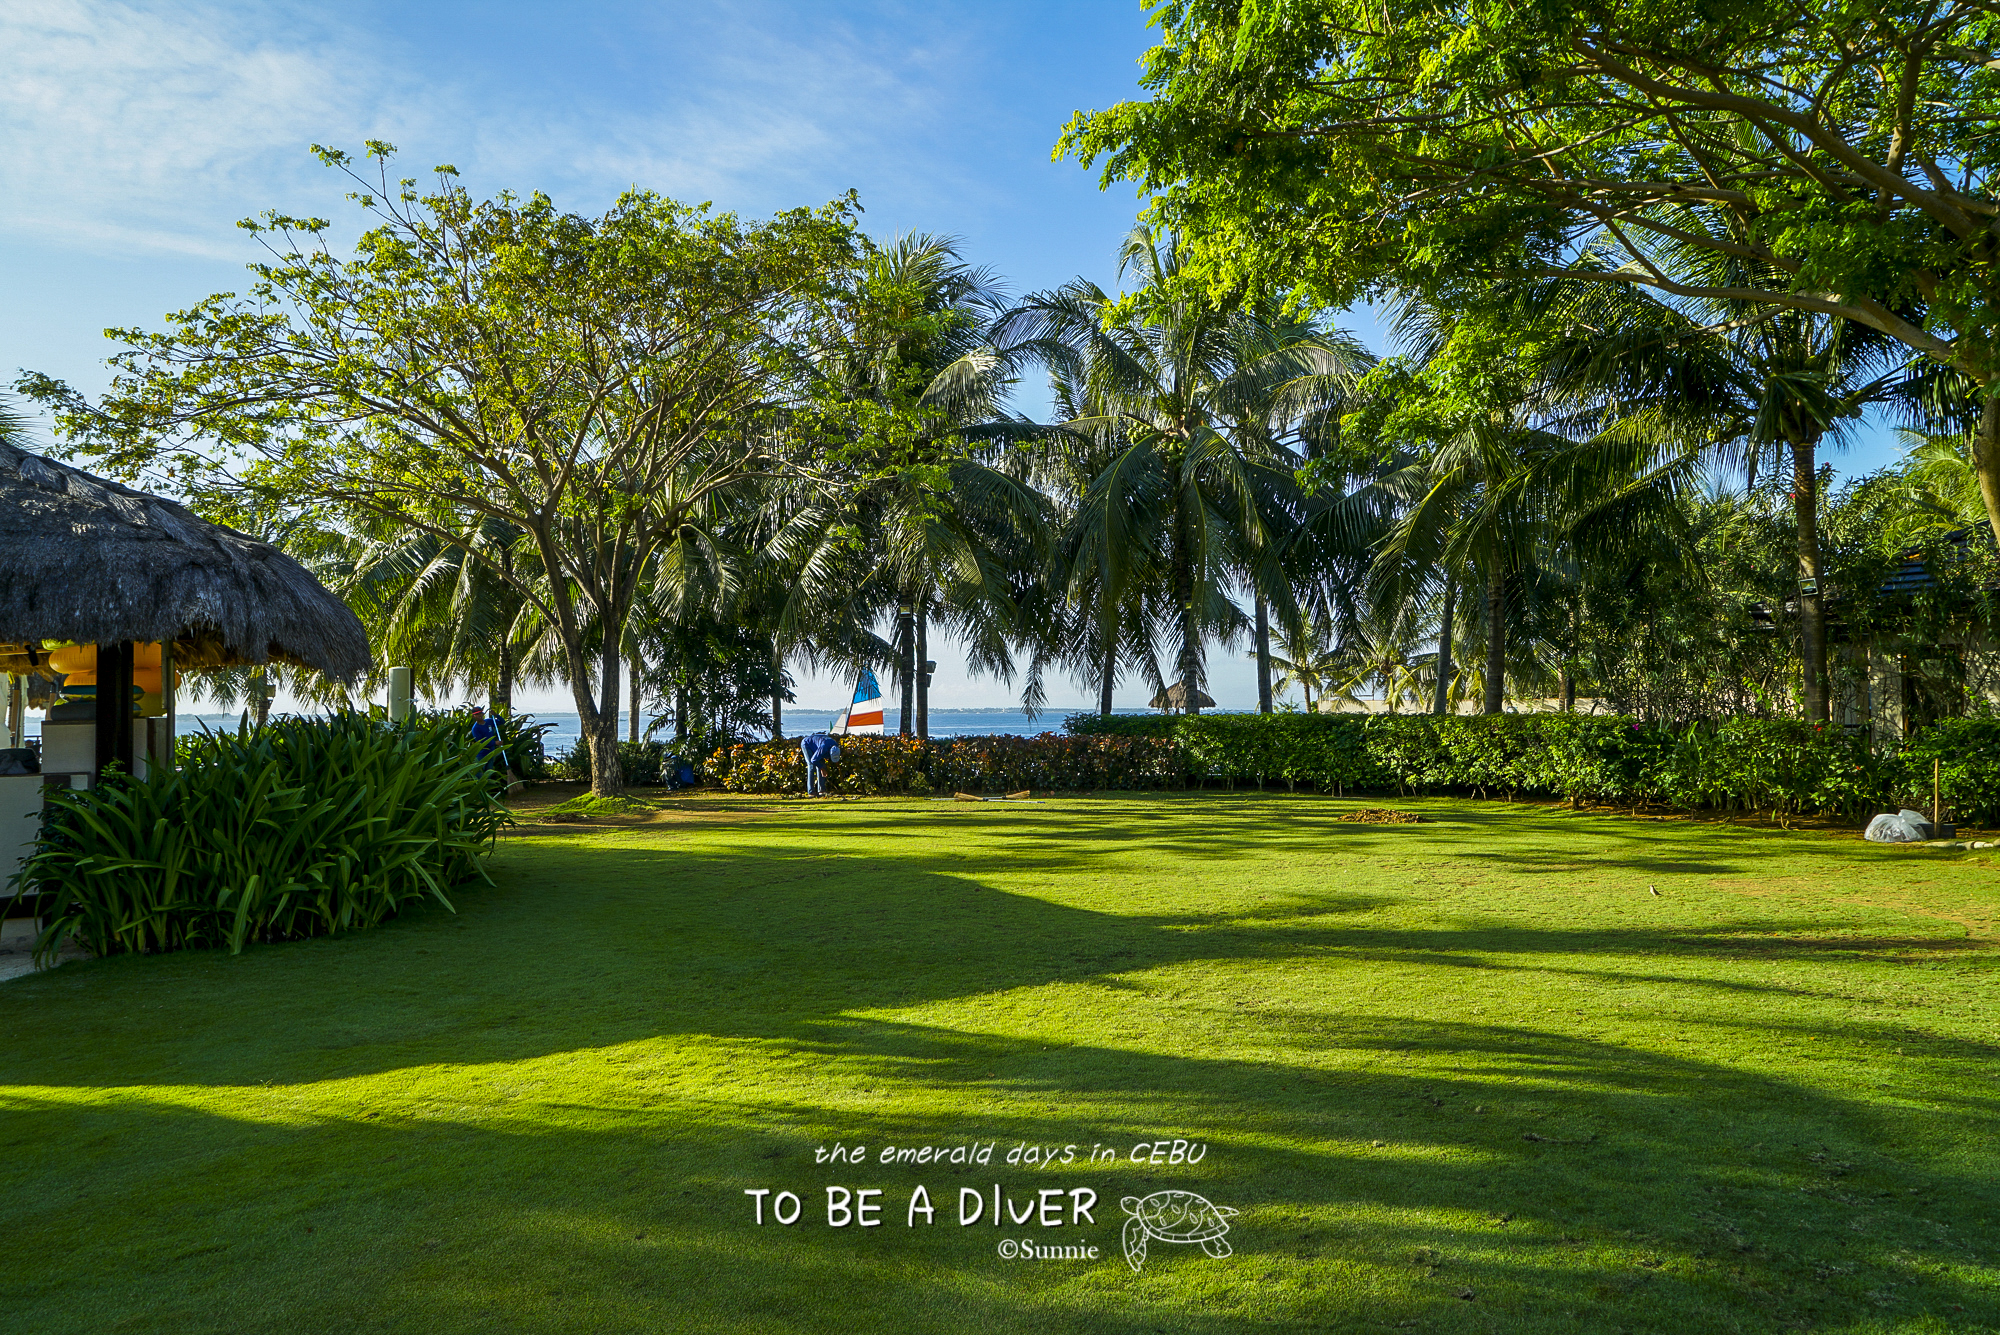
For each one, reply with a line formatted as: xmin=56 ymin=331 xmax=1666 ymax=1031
xmin=771 ymin=641 xmax=784 ymax=740
xmin=1971 ymin=392 xmax=2000 ymax=554
xmin=896 ymin=600 xmax=916 ymax=736
xmin=491 ymin=636 xmax=514 ymax=714
xmin=1098 ymin=636 xmax=1116 ymax=715
xmin=1483 ymin=566 xmax=1506 ymax=715
xmin=491 ymin=547 xmax=516 ymax=714
xmin=627 ymin=651 xmax=642 ymax=743
xmin=1791 ymin=438 xmax=1830 ymax=722
xmin=1254 ymin=595 xmax=1273 ymax=714
xmin=1560 ymin=598 xmax=1579 ymax=713
xmin=1433 ymin=576 xmax=1455 ymax=716
xmin=1171 ymin=467 xmax=1202 ymax=715
xmin=915 ymin=604 xmax=929 ymax=740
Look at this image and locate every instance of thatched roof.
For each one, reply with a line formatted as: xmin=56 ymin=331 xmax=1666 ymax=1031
xmin=1150 ymin=680 xmax=1217 ymax=711
xmin=0 ymin=441 xmax=369 ymax=680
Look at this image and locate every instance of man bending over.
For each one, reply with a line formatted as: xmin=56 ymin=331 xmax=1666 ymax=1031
xmin=800 ymin=732 xmax=842 ymax=797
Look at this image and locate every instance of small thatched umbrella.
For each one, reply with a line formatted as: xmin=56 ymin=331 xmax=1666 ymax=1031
xmin=1149 ymin=680 xmax=1217 ymax=712
xmin=0 ymin=441 xmax=369 ymax=774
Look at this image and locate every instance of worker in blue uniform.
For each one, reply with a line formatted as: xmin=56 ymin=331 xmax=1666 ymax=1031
xmin=800 ymin=732 xmax=842 ymax=796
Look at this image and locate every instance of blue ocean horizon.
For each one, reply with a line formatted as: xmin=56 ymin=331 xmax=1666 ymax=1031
xmin=526 ymin=706 xmax=1161 ymax=751
xmin=21 ymin=706 xmax=1185 ymax=751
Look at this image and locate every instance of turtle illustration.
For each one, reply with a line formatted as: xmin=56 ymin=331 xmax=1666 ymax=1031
xmin=1120 ymin=1191 xmax=1239 ymax=1272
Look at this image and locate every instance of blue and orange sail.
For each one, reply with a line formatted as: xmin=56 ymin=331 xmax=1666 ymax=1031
xmin=833 ymin=667 xmax=884 ymax=735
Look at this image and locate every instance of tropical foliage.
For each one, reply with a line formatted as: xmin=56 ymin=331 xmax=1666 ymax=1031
xmin=17 ymin=90 xmax=2000 ymax=772
xmin=10 ymin=714 xmax=509 ymax=960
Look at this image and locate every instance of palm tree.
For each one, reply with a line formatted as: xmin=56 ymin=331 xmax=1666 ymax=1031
xmin=1356 ymin=287 xmax=1710 ymax=715
xmin=1540 ymin=251 xmax=1910 ymax=721
xmin=766 ymin=234 xmax=1051 ymax=733
xmin=1264 ymin=613 xmax=1342 ymax=710
xmin=1000 ymin=228 xmax=1362 ymax=714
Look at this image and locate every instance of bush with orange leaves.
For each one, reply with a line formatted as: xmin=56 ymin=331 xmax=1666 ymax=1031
xmin=708 ymin=733 xmax=1184 ymax=795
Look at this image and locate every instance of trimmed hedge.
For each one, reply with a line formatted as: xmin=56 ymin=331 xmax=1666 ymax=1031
xmin=712 ymin=712 xmax=1997 ymax=823
xmin=709 ymin=733 xmax=1183 ymax=796
xmin=1067 ymin=710 xmax=1992 ymax=821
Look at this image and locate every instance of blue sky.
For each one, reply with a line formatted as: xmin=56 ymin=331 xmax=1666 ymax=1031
xmin=2 ymin=0 xmax=1911 ymax=716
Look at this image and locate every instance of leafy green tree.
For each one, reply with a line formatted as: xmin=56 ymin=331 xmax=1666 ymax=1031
xmin=1061 ymin=2 xmax=2000 ymax=541
xmin=18 ymin=145 xmax=859 ymax=796
xmin=1002 ymin=229 xmax=1358 ymax=713
xmin=770 ymin=233 xmax=1047 ymax=735
xmin=325 ymin=515 xmax=551 ymax=714
xmin=1348 ymin=301 xmax=1700 ymax=714
xmin=1544 ymin=284 xmax=1909 ymax=719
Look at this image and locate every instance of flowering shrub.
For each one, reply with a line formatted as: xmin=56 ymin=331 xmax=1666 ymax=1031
xmin=708 ymin=733 xmax=1183 ymax=795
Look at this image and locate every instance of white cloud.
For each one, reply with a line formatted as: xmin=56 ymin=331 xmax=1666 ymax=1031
xmin=0 ymin=0 xmax=423 ymax=256
xmin=0 ymin=0 xmax=982 ymax=262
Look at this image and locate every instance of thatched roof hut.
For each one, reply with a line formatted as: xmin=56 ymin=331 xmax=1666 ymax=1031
xmin=0 ymin=441 xmax=369 ymax=680
xmin=1149 ymin=681 xmax=1217 ymax=712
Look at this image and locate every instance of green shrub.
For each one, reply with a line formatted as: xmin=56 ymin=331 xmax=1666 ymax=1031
xmin=10 ymin=713 xmax=510 ymax=961
xmin=708 ymin=733 xmax=1184 ymax=795
xmin=494 ymin=712 xmax=554 ymax=780
xmin=548 ymin=736 xmax=693 ymax=786
xmin=1063 ymin=710 xmax=1983 ymax=821
xmin=703 ymin=712 xmax=1998 ymax=821
xmin=1063 ymin=712 xmax=1178 ymax=738
xmin=1892 ymin=719 xmax=2000 ymax=826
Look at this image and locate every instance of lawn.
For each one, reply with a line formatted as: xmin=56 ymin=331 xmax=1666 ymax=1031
xmin=4 ymin=794 xmax=1997 ymax=1333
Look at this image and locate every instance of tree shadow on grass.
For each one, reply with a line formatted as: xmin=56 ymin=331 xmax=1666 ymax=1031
xmin=710 ymin=797 xmax=1920 ymax=885
xmin=9 ymin=836 xmax=1985 ymax=1090
xmin=1 ymin=1005 xmax=1994 ymax=1333
xmin=4 ymin=810 xmax=1996 ymax=1332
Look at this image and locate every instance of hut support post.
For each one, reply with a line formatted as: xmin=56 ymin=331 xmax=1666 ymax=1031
xmin=161 ymin=643 xmax=175 ymax=773
xmin=93 ymin=641 xmax=136 ymax=781
xmin=5 ymin=674 xmax=21 ymax=749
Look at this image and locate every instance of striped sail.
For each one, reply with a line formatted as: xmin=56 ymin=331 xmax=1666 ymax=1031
xmin=834 ymin=667 xmax=885 ymax=735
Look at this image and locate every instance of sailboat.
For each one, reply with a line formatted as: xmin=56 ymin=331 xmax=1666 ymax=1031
xmin=831 ymin=667 xmax=885 ymax=735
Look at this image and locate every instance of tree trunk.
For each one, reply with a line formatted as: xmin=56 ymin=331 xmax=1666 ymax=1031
xmin=627 ymin=651 xmax=642 ymax=743
xmin=1792 ymin=438 xmax=1829 ymax=722
xmin=491 ymin=634 xmax=514 ymax=715
xmin=675 ymin=683 xmax=688 ymax=745
xmin=916 ymin=603 xmax=929 ymax=740
xmin=1971 ymin=391 xmax=2000 ymax=554
xmin=1433 ymin=576 xmax=1455 ymax=716
xmin=584 ymin=647 xmax=625 ymax=797
xmin=491 ymin=545 xmax=515 ymax=714
xmin=1098 ymin=638 xmax=1115 ymax=715
xmin=1171 ymin=478 xmax=1202 ymax=715
xmin=1561 ymin=599 xmax=1578 ymax=713
xmin=897 ymin=601 xmax=916 ymax=736
xmin=771 ymin=642 xmax=784 ymax=740
xmin=1484 ymin=566 xmax=1506 ymax=715
xmin=1254 ymin=595 xmax=1273 ymax=713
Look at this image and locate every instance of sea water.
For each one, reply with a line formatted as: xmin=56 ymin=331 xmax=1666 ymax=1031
xmin=17 ymin=707 xmax=1170 ymax=751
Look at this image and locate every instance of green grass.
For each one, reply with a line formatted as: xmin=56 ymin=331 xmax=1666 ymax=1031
xmin=535 ymin=791 xmax=661 ymax=820
xmin=4 ymin=794 xmax=1998 ymax=1333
